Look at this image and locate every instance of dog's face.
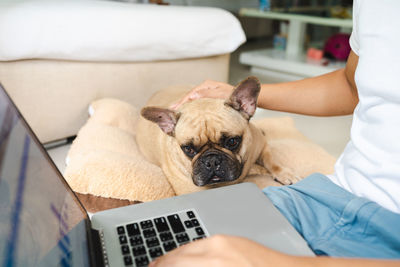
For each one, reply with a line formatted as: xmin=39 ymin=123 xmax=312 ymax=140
xmin=141 ymin=77 xmax=261 ymax=187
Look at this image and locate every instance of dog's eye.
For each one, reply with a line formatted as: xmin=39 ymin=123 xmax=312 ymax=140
xmin=224 ymin=136 xmax=242 ymax=151
xmin=181 ymin=145 xmax=197 ymax=158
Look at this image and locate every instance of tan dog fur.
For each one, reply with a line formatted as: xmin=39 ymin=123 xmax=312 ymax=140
xmin=136 ymin=77 xmax=298 ymax=195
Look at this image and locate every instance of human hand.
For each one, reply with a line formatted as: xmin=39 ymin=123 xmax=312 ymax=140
xmin=148 ymin=235 xmax=294 ymax=267
xmin=170 ymin=80 xmax=234 ymax=110
xmin=149 ymin=234 xmax=400 ymax=267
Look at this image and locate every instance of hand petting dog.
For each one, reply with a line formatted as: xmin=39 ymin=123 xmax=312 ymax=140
xmin=170 ymin=79 xmax=234 ymax=110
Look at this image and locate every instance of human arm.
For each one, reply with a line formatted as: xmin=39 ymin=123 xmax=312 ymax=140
xmin=149 ymin=235 xmax=400 ymax=267
xmin=257 ymin=51 xmax=359 ymax=116
xmin=171 ymin=51 xmax=359 ymax=117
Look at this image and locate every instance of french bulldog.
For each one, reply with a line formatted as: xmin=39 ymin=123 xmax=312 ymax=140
xmin=136 ymin=77 xmax=297 ymax=195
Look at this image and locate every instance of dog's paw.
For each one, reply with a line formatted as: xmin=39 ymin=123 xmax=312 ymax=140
xmin=271 ymin=166 xmax=301 ymax=185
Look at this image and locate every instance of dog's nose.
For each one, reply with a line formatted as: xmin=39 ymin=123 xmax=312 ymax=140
xmin=203 ymin=154 xmax=222 ymax=170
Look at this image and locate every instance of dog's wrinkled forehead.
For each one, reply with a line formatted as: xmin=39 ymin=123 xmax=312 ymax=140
xmin=141 ymin=76 xmax=260 ymax=139
xmin=174 ymin=98 xmax=248 ymax=146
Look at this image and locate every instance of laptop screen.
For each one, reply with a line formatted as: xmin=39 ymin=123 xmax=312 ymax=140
xmin=0 ymin=85 xmax=91 ymax=266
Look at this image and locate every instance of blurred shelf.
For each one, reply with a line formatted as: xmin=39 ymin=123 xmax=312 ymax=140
xmin=239 ymin=48 xmax=345 ymax=81
xmin=239 ymin=8 xmax=352 ymax=81
xmin=239 ymin=8 xmax=352 ymax=28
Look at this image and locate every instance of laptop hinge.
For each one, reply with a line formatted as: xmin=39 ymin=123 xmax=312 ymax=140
xmin=90 ymin=229 xmax=109 ymax=267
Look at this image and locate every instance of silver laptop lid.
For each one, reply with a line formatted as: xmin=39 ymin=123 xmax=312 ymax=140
xmin=0 ymin=84 xmax=92 ymax=266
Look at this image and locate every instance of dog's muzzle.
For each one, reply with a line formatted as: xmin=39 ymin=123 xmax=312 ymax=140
xmin=192 ymin=149 xmax=242 ymax=186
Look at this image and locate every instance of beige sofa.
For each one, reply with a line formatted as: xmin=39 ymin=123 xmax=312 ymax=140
xmin=0 ymin=55 xmax=229 ymax=143
xmin=0 ymin=0 xmax=245 ymax=143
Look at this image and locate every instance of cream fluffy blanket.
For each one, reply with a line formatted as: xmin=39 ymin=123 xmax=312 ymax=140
xmin=65 ymin=98 xmax=336 ymax=203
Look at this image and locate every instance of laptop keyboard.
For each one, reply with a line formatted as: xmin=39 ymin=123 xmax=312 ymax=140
xmin=116 ymin=209 xmax=207 ymax=267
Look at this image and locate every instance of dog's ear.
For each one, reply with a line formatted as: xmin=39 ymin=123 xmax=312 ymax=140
xmin=141 ymin=107 xmax=180 ymax=136
xmin=225 ymin=76 xmax=261 ymax=120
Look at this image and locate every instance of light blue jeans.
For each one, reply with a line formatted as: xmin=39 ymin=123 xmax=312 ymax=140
xmin=263 ymin=173 xmax=400 ymax=258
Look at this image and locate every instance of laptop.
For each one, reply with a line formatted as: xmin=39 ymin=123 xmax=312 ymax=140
xmin=0 ymin=83 xmax=314 ymax=267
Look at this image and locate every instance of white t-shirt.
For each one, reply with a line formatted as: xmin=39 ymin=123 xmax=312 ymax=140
xmin=328 ymin=0 xmax=400 ymax=214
